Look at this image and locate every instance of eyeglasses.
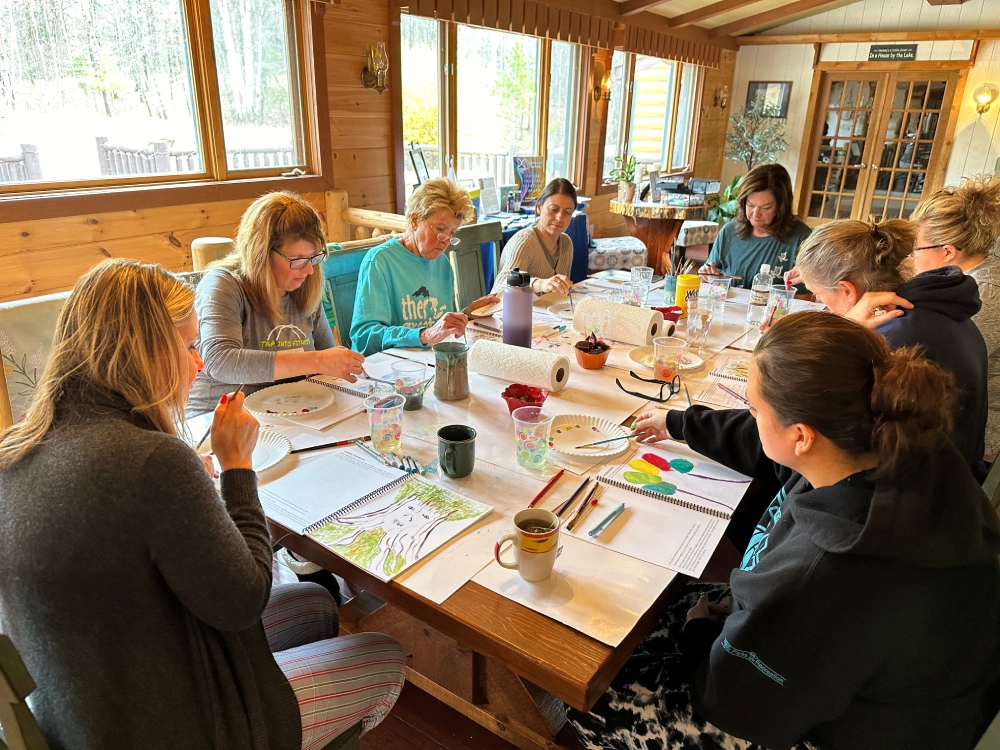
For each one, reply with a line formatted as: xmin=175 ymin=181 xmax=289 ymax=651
xmin=425 ymin=221 xmax=461 ymax=246
xmin=615 ymin=371 xmax=682 ymax=403
xmin=271 ymin=247 xmax=328 ymax=270
xmin=911 ymin=244 xmax=950 ymax=254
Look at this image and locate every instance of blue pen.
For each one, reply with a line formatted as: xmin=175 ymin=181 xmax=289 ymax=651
xmin=588 ymin=503 xmax=625 ymax=538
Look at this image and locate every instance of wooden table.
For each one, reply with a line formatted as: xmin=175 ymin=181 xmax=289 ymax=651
xmin=264 ymin=287 xmax=754 ymax=750
xmin=609 ymin=200 xmax=707 ymax=276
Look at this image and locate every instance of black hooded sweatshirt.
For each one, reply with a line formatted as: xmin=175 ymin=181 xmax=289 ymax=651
xmin=876 ymin=265 xmax=988 ymax=481
xmin=666 ymin=406 xmax=1000 ymax=750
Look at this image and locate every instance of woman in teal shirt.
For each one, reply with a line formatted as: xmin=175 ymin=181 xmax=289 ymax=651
xmin=351 ymin=178 xmax=497 ymax=355
xmin=700 ymin=164 xmax=811 ymax=289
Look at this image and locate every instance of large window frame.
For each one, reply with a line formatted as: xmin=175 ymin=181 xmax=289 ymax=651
xmin=0 ymin=0 xmax=326 ymax=206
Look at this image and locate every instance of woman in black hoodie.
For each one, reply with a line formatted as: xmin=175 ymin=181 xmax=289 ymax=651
xmin=792 ymin=218 xmax=988 ymax=480
xmin=568 ymin=313 xmax=1000 ymax=750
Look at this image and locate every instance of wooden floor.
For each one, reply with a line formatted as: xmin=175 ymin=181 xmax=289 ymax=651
xmin=361 ymin=682 xmax=584 ymax=750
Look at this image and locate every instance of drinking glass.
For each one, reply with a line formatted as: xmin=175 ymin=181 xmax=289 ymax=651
xmin=706 ymin=277 xmax=733 ymax=316
xmin=585 ymin=310 xmax=610 ymax=342
xmin=686 ymin=308 xmax=714 ymax=355
xmin=391 ymin=360 xmax=427 ymax=411
xmin=766 ymin=285 xmax=795 ymax=324
xmin=631 ymin=266 xmax=653 ymax=306
xmin=621 ymin=281 xmax=643 ymax=306
xmin=364 ymin=394 xmax=405 ymax=454
xmin=652 ymin=336 xmax=686 ymax=381
xmin=512 ymin=406 xmax=555 ymax=470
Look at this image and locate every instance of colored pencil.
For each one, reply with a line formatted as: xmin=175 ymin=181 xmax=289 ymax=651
xmin=573 ymin=435 xmax=633 ymax=449
xmin=717 ymin=383 xmax=751 ymax=406
xmin=195 ymin=383 xmax=243 ymax=450
xmin=541 ymin=325 xmax=567 ymax=339
xmin=566 ymin=486 xmax=603 ymax=532
xmin=291 ymin=436 xmax=371 ymax=454
xmin=566 ymin=482 xmax=600 ymax=530
xmin=473 ymin=321 xmax=501 ymax=333
xmin=354 ymin=440 xmax=390 ymax=464
xmin=554 ymin=477 xmax=590 ymax=517
xmin=588 ymin=503 xmax=626 ymax=538
xmin=528 ymin=469 xmax=564 ymax=508
xmin=684 ymin=384 xmax=693 ymax=407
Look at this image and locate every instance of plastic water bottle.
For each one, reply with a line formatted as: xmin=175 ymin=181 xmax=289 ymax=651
xmin=503 ymin=268 xmax=533 ymax=348
xmin=746 ymin=263 xmax=772 ymax=326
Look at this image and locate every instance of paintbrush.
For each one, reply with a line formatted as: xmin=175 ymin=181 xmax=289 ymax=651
xmin=573 ymin=435 xmax=634 ymax=449
xmin=567 ymin=484 xmax=604 ymax=532
xmin=195 ymin=383 xmax=244 ymax=450
xmin=291 ymin=436 xmax=371 ymax=454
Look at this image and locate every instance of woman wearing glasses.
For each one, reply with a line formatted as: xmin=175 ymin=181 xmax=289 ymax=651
xmin=188 ymin=191 xmax=364 ymax=416
xmin=909 ymin=176 xmax=1000 ymax=459
xmin=351 ymin=178 xmax=497 ymax=355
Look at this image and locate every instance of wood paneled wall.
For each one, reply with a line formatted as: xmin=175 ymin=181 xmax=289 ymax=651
xmin=693 ymin=50 xmax=736 ymax=183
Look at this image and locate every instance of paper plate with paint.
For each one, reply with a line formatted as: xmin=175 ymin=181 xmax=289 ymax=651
xmin=200 ymin=430 xmax=292 ymax=474
xmin=550 ymin=415 xmax=630 ymax=458
xmin=547 ymin=301 xmax=575 ymax=320
xmin=244 ymin=381 xmax=335 ymax=417
xmin=468 ymin=300 xmax=503 ymax=318
xmin=628 ymin=346 xmax=703 ymax=371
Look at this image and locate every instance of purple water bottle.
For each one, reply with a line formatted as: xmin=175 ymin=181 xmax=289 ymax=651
xmin=502 ymin=268 xmax=533 ymax=349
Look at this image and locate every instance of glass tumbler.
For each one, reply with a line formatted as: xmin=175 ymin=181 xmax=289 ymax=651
xmin=512 ymin=406 xmax=555 ymax=470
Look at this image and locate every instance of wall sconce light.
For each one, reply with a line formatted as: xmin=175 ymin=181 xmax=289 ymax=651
xmin=362 ymin=42 xmax=389 ymax=94
xmin=974 ymin=83 xmax=999 ymax=115
xmin=592 ymin=61 xmax=611 ymax=102
xmin=713 ymin=85 xmax=729 ymax=109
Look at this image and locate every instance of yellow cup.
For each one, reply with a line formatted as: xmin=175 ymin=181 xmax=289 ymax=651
xmin=674 ymin=274 xmax=701 ymax=319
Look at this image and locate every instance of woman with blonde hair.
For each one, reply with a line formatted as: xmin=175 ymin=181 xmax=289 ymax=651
xmin=188 ymin=191 xmax=364 ymax=415
xmin=351 ymin=177 xmax=498 ymax=355
xmin=793 ymin=218 xmax=988 ymax=479
xmin=0 ymin=259 xmax=405 ymax=749
xmin=699 ymin=164 xmax=811 ymax=288
xmin=910 ymin=175 xmax=1000 ymax=457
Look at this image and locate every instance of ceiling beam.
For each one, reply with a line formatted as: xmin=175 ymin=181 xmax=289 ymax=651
xmin=670 ymin=0 xmax=754 ymax=29
xmin=736 ymin=28 xmax=1000 ymax=44
xmin=619 ymin=0 xmax=672 ymax=17
xmin=712 ymin=0 xmax=848 ymax=37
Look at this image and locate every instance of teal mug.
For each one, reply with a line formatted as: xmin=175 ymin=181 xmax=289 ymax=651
xmin=438 ymin=425 xmax=477 ymax=479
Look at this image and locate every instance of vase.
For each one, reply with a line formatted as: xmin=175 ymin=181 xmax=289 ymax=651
xmin=619 ymin=182 xmax=636 ymax=203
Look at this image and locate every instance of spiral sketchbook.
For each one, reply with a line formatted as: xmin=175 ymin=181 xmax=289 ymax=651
xmin=708 ymin=355 xmax=750 ymax=383
xmin=259 ymin=446 xmax=492 ymax=581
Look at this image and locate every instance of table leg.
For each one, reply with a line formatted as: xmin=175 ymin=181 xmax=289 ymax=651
xmin=341 ymin=592 xmax=573 ymax=750
xmin=623 ymin=217 xmax=684 ymax=276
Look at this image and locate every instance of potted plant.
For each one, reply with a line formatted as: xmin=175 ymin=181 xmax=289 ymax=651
xmin=723 ymin=102 xmax=788 ymax=172
xmin=610 ymin=154 xmax=638 ymax=203
xmin=707 ymin=175 xmax=743 ymax=227
xmin=574 ymin=333 xmax=611 ymax=369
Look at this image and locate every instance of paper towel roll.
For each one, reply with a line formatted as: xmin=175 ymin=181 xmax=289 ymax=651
xmin=468 ymin=340 xmax=570 ymax=393
xmin=572 ymin=298 xmax=666 ymax=345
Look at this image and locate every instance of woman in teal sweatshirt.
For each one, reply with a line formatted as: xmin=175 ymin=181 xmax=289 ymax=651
xmin=350 ymin=178 xmax=497 ymax=355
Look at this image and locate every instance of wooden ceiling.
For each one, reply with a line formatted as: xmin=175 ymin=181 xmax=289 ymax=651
xmin=614 ymin=0 xmax=861 ymax=38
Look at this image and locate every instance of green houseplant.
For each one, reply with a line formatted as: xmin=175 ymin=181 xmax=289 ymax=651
xmin=707 ymin=174 xmax=743 ymax=227
xmin=609 ymin=154 xmax=638 ymax=203
xmin=723 ymin=102 xmax=788 ymax=172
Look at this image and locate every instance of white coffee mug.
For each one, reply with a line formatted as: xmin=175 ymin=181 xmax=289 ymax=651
xmin=494 ymin=509 xmax=561 ymax=582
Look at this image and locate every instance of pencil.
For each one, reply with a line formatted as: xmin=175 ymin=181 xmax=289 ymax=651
xmin=566 ymin=482 xmax=600 ymax=530
xmin=473 ymin=321 xmax=501 ymax=333
xmin=554 ymin=477 xmax=590 ymax=517
xmin=528 ymin=469 xmax=564 ymax=508
xmin=291 ymin=436 xmax=371 ymax=454
xmin=354 ymin=439 xmax=390 ymax=464
xmin=566 ymin=486 xmax=603 ymax=532
xmin=717 ymin=383 xmax=750 ymax=406
xmin=195 ymin=383 xmax=244 ymax=450
xmin=684 ymin=384 xmax=693 ymax=407
xmin=588 ymin=502 xmax=626 ymax=538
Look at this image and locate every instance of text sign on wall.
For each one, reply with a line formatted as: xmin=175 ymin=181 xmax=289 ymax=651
xmin=869 ymin=44 xmax=918 ymax=61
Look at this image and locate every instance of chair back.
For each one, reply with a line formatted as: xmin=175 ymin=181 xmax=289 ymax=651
xmin=0 ymin=292 xmax=71 ymax=430
xmin=450 ymin=221 xmax=503 ymax=310
xmin=321 ymin=244 xmax=374 ymax=349
xmin=0 ymin=635 xmax=49 ymax=750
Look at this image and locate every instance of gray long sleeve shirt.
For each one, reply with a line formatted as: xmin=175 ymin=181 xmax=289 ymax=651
xmin=0 ymin=386 xmax=300 ymax=749
xmin=188 ymin=268 xmax=336 ymax=415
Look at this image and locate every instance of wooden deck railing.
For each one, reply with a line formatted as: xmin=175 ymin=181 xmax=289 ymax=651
xmin=0 ymin=145 xmax=42 ymax=182
xmin=96 ymin=137 xmax=297 ymax=176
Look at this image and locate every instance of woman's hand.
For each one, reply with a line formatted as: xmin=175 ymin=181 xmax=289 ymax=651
xmin=420 ymin=312 xmax=468 ymax=345
xmin=536 ymin=274 xmax=572 ymax=295
xmin=631 ymin=410 xmax=670 ymax=443
xmin=200 ymin=453 xmax=219 ymax=479
xmin=211 ymin=391 xmax=259 ymax=472
xmin=844 ymin=291 xmax=913 ymax=328
xmin=698 ymin=262 xmax=722 ymax=278
xmin=314 ymin=346 xmax=365 ymax=382
xmin=463 ymin=294 xmax=500 ymax=316
xmin=784 ymin=268 xmax=803 ymax=288
xmin=685 ymin=595 xmax=729 ymax=624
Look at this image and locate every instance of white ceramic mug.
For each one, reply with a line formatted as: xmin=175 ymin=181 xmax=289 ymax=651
xmin=494 ymin=509 xmax=560 ymax=582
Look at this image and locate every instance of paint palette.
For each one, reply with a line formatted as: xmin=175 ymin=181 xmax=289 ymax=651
xmin=549 ymin=415 xmax=630 ymax=458
xmin=244 ymin=381 xmax=336 ymax=417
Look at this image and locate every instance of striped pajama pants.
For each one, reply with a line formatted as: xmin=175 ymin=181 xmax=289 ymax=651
xmin=264 ymin=582 xmax=406 ymax=750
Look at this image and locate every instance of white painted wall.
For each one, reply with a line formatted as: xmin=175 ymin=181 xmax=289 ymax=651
xmin=946 ymin=40 xmax=1000 ymax=183
xmin=764 ymin=0 xmax=1000 ymax=35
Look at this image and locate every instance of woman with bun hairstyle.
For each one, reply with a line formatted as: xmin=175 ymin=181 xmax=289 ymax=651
xmin=0 ymin=259 xmax=405 ymax=749
xmin=572 ymin=313 xmax=1000 ymax=750
xmin=792 ymin=218 xmax=988 ymax=480
xmin=491 ymin=178 xmax=577 ymax=295
xmin=188 ymin=191 xmax=365 ymax=416
xmin=910 ymin=175 xmax=1000 ymax=457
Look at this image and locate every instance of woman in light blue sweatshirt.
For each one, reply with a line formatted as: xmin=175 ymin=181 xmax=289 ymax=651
xmin=351 ymin=178 xmax=497 ymax=355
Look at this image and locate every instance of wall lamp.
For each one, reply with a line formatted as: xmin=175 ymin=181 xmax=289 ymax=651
xmin=592 ymin=61 xmax=611 ymax=102
xmin=974 ymin=83 xmax=999 ymax=115
xmin=713 ymin=85 xmax=729 ymax=109
xmin=362 ymin=42 xmax=389 ymax=94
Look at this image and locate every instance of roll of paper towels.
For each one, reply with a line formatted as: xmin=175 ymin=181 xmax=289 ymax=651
xmin=468 ymin=340 xmax=570 ymax=393
xmin=572 ymin=298 xmax=667 ymax=345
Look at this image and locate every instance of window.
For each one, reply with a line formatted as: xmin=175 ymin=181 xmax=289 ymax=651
xmin=400 ymin=14 xmax=441 ymax=189
xmin=546 ymin=41 xmax=580 ymax=180
xmin=0 ymin=0 xmax=309 ymax=191
xmin=602 ymin=50 xmax=630 ymax=180
xmin=456 ymin=25 xmax=540 ymax=186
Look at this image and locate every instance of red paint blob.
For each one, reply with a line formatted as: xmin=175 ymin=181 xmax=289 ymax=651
xmin=641 ymin=453 xmax=673 ymax=472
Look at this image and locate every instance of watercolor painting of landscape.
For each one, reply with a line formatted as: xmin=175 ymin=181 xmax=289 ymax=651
xmin=308 ymin=477 xmax=492 ymax=581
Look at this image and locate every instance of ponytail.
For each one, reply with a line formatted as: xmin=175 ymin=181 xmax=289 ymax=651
xmin=795 ymin=217 xmax=913 ymax=294
xmin=755 ymin=312 xmax=954 ymax=474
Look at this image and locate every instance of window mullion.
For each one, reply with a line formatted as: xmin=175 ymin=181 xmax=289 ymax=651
xmin=666 ymin=63 xmax=682 ymax=175
xmin=184 ymin=0 xmax=228 ymax=180
xmin=537 ymin=38 xmax=552 ymax=162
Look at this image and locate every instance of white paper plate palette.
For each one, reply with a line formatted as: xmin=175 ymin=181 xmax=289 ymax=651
xmin=244 ymin=381 xmax=335 ymax=417
xmin=549 ymin=415 xmax=630 ymax=458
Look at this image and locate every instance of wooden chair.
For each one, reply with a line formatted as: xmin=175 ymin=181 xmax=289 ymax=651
xmin=450 ymin=220 xmax=503 ymax=310
xmin=0 ymin=635 xmax=49 ymax=750
xmin=983 ymin=457 xmax=1000 ymax=511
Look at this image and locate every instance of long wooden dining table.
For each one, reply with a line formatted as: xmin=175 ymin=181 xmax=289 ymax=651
xmin=241 ymin=281 xmax=766 ymax=750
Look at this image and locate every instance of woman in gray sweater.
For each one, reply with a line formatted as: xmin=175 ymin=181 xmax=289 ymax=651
xmin=0 ymin=259 xmax=404 ymax=749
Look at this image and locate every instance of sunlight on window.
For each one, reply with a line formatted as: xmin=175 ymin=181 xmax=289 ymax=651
xmin=602 ymin=50 xmax=628 ymax=180
xmin=400 ymin=14 xmax=440 ymax=189
xmin=546 ymin=41 xmax=578 ymax=180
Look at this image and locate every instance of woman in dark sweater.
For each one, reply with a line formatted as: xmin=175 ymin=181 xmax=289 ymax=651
xmin=571 ymin=313 xmax=1000 ymax=750
xmin=0 ymin=259 xmax=405 ymax=749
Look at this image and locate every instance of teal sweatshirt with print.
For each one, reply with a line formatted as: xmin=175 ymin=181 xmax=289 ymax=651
xmin=350 ymin=239 xmax=456 ymax=355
